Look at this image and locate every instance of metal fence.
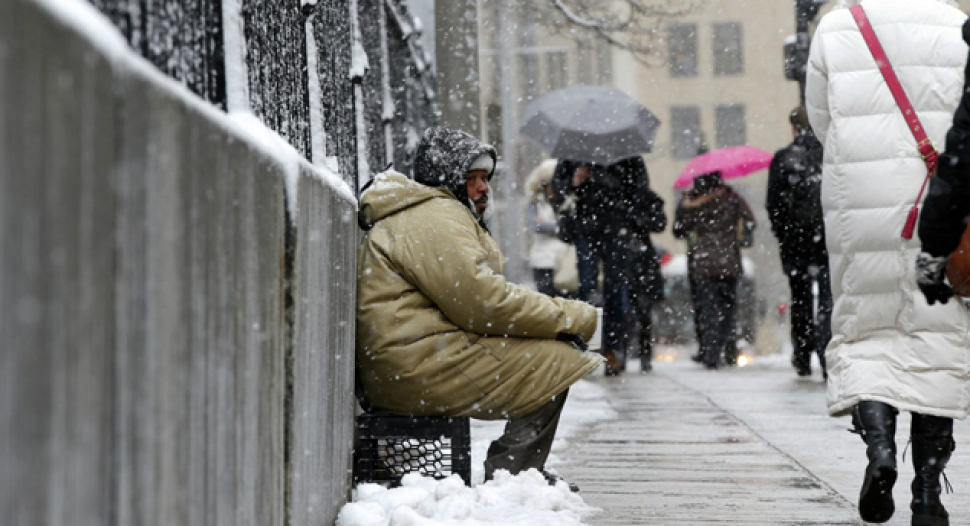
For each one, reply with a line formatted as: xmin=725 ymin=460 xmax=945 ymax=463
xmin=0 ymin=0 xmax=437 ymax=525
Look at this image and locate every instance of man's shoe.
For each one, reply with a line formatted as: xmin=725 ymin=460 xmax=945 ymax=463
xmin=542 ymin=470 xmax=580 ymax=493
xmin=603 ymin=349 xmax=623 ymax=376
xmin=690 ymin=353 xmax=704 ymax=364
xmin=639 ymin=358 xmax=653 ymax=373
xmin=792 ymin=354 xmax=812 ymax=377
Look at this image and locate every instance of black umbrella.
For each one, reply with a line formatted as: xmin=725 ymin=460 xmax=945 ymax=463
xmin=519 ymin=85 xmax=661 ymax=165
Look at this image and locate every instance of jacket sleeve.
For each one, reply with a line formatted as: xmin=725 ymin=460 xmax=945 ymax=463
xmin=398 ymin=205 xmax=597 ymax=342
xmin=805 ymin=21 xmax=831 ymax=146
xmin=529 ymin=201 xmax=559 ymax=235
xmin=672 ymin=198 xmax=692 ymax=239
xmin=765 ymin=151 xmax=789 ymax=243
xmin=737 ymin=192 xmax=756 ymax=229
xmin=639 ymin=191 xmax=667 ymax=233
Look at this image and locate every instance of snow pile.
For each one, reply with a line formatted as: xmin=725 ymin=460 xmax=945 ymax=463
xmin=336 ymin=470 xmax=598 ymax=526
xmin=338 ymin=378 xmax=614 ymax=526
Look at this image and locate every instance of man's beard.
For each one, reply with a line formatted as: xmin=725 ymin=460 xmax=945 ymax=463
xmin=468 ymin=189 xmax=493 ymax=223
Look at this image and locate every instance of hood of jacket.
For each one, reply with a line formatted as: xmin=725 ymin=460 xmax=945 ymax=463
xmin=412 ymin=126 xmax=497 ymax=207
xmin=358 ymin=171 xmax=452 ymax=230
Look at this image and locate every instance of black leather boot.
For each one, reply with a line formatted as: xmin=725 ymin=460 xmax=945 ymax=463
xmin=853 ymin=401 xmax=899 ymax=523
xmin=910 ymin=413 xmax=954 ymax=526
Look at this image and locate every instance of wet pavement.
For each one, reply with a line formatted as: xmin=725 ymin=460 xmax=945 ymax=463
xmin=554 ymin=348 xmax=970 ymax=525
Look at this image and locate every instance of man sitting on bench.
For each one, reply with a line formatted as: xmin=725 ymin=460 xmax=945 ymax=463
xmin=356 ymin=126 xmax=601 ymax=490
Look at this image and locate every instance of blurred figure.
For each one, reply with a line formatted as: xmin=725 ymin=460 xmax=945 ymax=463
xmin=766 ymin=107 xmax=832 ymax=379
xmin=917 ymin=19 xmax=970 ymax=305
xmin=806 ymin=2 xmax=969 ymax=524
xmin=627 ymin=183 xmax=667 ymax=372
xmin=525 ymin=160 xmax=570 ymax=297
xmin=551 ymin=156 xmax=653 ymax=376
xmin=673 ymin=172 xmax=755 ymax=370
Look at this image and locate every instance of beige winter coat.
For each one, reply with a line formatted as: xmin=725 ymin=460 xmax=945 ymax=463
xmin=356 ymin=172 xmax=601 ymax=419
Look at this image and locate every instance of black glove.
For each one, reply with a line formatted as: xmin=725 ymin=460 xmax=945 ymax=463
xmin=916 ymin=252 xmax=954 ymax=305
xmin=556 ymin=332 xmax=588 ymax=351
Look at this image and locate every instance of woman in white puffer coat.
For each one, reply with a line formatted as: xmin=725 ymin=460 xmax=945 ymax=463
xmin=806 ymin=1 xmax=970 ymax=524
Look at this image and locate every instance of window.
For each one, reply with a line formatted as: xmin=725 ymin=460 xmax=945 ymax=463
xmin=713 ymin=22 xmax=743 ymax=76
xmin=519 ymin=54 xmax=539 ymax=102
xmin=667 ymin=24 xmax=698 ymax=77
xmin=715 ymin=105 xmax=746 ymax=147
xmin=545 ymin=51 xmax=568 ymax=91
xmin=595 ymin=38 xmax=612 ymax=85
xmin=671 ymin=106 xmax=702 ymax=159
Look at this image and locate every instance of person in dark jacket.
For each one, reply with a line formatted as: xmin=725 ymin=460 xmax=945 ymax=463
xmin=628 ymin=185 xmax=667 ymax=372
xmin=552 ymin=156 xmax=658 ymax=375
xmin=766 ymin=107 xmax=832 ymax=379
xmin=907 ymin=22 xmax=970 ymax=526
xmin=917 ymin=20 xmax=970 ymax=306
xmin=673 ymin=172 xmax=756 ymax=369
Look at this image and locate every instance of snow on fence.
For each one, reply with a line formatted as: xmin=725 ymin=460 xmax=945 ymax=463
xmin=0 ymin=1 xmax=360 ymax=526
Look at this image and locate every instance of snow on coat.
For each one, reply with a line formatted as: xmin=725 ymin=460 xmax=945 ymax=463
xmin=356 ymin=171 xmax=602 ymax=419
xmin=806 ymin=0 xmax=970 ymax=419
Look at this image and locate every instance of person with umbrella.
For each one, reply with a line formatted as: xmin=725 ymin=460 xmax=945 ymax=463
xmin=551 ymin=156 xmax=665 ymax=375
xmin=673 ymin=170 xmax=756 ymax=370
xmin=520 ymin=86 xmax=666 ymax=375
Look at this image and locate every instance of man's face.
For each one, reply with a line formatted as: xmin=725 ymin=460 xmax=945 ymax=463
xmin=466 ymin=169 xmax=490 ymax=215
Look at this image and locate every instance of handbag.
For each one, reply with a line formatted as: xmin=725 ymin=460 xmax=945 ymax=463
xmin=850 ymin=5 xmax=938 ymax=240
xmin=945 ymin=222 xmax=970 ymax=297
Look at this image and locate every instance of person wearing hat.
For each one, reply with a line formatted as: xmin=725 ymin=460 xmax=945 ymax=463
xmin=356 ymin=126 xmax=602 ymax=489
xmin=766 ymin=107 xmax=832 ymax=379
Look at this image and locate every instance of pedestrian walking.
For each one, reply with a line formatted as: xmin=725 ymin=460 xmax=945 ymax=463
xmin=551 ymin=156 xmax=655 ymax=376
xmin=673 ymin=172 xmax=756 ymax=370
xmin=766 ymin=107 xmax=832 ymax=379
xmin=356 ymin=126 xmax=602 ymax=490
xmin=806 ymin=1 xmax=970 ymax=524
xmin=627 ymin=183 xmax=667 ymax=372
xmin=525 ymin=160 xmax=571 ymax=297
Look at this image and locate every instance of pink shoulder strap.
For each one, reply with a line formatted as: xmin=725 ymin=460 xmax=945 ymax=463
xmin=850 ymin=4 xmax=938 ymax=239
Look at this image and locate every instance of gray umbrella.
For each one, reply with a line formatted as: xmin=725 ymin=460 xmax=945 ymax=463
xmin=519 ymin=85 xmax=661 ymax=165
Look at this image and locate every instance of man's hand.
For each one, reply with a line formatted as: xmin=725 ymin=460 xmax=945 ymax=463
xmin=916 ymin=252 xmax=954 ymax=305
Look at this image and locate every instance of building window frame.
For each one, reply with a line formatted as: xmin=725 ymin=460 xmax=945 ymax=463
xmin=671 ymin=105 xmax=702 ymax=159
xmin=712 ymin=22 xmax=744 ymax=76
xmin=715 ymin=104 xmax=747 ymax=148
xmin=667 ymin=23 xmax=698 ymax=78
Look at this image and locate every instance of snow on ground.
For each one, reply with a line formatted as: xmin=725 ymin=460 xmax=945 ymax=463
xmin=336 ymin=379 xmax=616 ymax=526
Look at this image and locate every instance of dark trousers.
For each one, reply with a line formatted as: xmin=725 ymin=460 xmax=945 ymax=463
xmin=690 ymin=276 xmax=738 ymax=367
xmin=632 ymin=293 xmax=654 ymax=361
xmin=575 ymin=235 xmax=630 ymax=354
xmin=786 ymin=261 xmax=833 ymax=370
xmin=483 ymin=390 xmax=568 ymax=479
xmin=533 ymin=268 xmax=556 ymax=297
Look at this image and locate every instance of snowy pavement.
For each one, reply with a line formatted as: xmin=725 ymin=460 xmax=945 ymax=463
xmin=338 ymin=347 xmax=970 ymax=526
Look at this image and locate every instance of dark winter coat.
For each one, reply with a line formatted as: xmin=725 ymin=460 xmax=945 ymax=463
xmin=766 ymin=132 xmax=828 ymax=268
xmin=673 ymin=185 xmax=755 ymax=279
xmin=919 ymin=19 xmax=970 ymax=258
xmin=356 ymin=170 xmax=601 ymax=419
xmin=551 ymin=156 xmax=651 ymax=238
xmin=629 ymin=188 xmax=667 ymax=302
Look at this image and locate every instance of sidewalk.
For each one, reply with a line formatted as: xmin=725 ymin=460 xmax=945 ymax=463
xmin=554 ymin=350 xmax=970 ymax=525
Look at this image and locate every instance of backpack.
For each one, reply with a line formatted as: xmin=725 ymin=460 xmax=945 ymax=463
xmin=781 ymin=139 xmax=823 ymax=231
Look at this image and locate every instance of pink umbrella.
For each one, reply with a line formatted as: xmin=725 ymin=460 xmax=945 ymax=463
xmin=673 ymin=146 xmax=773 ymax=189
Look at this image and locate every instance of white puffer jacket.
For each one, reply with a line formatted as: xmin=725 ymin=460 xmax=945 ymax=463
xmin=806 ymin=0 xmax=970 ymax=419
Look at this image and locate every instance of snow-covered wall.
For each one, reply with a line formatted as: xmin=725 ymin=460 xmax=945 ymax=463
xmin=0 ymin=1 xmax=356 ymax=525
